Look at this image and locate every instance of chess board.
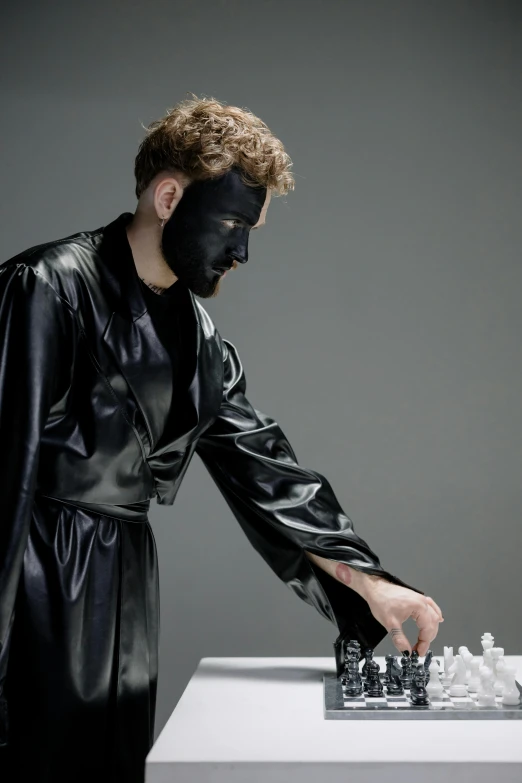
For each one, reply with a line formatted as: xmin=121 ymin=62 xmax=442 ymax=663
xmin=324 ymin=673 xmax=522 ymax=720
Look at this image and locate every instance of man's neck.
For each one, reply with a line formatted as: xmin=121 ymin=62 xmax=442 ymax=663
xmin=125 ymin=211 xmax=179 ymax=290
xmin=139 ymin=278 xmax=172 ymax=295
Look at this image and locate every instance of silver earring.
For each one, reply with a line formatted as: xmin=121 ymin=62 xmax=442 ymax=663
xmin=160 ymin=216 xmax=166 ymax=228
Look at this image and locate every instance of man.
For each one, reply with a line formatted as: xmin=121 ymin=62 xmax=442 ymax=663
xmin=0 ymin=96 xmax=442 ymax=783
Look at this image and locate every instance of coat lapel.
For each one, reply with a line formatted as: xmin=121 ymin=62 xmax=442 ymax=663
xmin=97 ymin=213 xmax=222 ymax=455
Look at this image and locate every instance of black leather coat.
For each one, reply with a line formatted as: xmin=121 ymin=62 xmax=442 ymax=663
xmin=0 ymin=213 xmax=417 ymax=782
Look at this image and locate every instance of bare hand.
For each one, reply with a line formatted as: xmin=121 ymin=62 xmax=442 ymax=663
xmin=360 ymin=577 xmax=443 ymax=656
xmin=303 ymin=552 xmax=443 ymax=656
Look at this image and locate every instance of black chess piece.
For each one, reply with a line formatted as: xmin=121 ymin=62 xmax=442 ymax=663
xmin=391 ymin=656 xmax=402 ymax=681
xmin=423 ymin=650 xmax=433 ymax=683
xmin=400 ymin=650 xmax=413 ymax=689
xmin=343 ymin=641 xmax=361 ymax=673
xmin=411 ymin=650 xmax=420 ymax=668
xmin=365 ymin=660 xmax=384 ymax=697
xmin=410 ymin=667 xmax=430 ymax=706
xmin=382 ymin=655 xmax=395 ymax=685
xmin=386 ymin=673 xmax=404 ymax=696
xmin=343 ymin=640 xmax=354 ymax=665
xmin=342 ymin=639 xmax=361 ymax=668
xmin=341 ymin=642 xmax=363 ymax=697
xmin=361 ymin=648 xmax=373 ymax=679
xmin=351 ymin=641 xmax=362 ymax=666
xmin=334 ymin=636 xmax=361 ymax=677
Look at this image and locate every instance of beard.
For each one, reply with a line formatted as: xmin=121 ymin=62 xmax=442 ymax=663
xmin=160 ymin=231 xmax=222 ymax=299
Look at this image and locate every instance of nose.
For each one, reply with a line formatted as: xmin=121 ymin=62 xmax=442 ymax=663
xmin=230 ymin=233 xmax=249 ymax=266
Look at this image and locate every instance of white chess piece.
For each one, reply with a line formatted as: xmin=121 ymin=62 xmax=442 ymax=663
xmin=467 ymin=658 xmax=482 ymax=693
xmin=458 ymin=647 xmax=473 ymax=684
xmin=481 ymin=633 xmax=494 ymax=642
xmin=448 ymin=655 xmax=467 ymax=697
xmin=494 ymin=660 xmax=506 ymax=697
xmin=426 ymin=660 xmax=444 ymax=698
xmin=442 ymin=646 xmax=454 ymax=686
xmin=482 ymin=648 xmax=494 ymax=672
xmin=481 ymin=638 xmax=494 ymax=668
xmin=501 ymin=665 xmax=521 ymax=706
xmin=477 ymin=667 xmax=496 ymax=706
xmin=490 ymin=647 xmax=504 ymax=678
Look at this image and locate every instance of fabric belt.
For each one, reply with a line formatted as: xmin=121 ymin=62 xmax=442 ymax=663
xmin=36 ymin=493 xmax=151 ymax=523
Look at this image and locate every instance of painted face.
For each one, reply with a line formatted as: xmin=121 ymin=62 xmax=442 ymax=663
xmin=161 ymin=167 xmax=267 ymax=298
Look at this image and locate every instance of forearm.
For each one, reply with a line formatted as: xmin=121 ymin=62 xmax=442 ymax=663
xmin=304 ymin=550 xmax=383 ymax=602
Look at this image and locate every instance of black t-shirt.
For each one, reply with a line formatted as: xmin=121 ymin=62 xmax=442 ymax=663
xmin=138 ymin=277 xmax=192 ymax=446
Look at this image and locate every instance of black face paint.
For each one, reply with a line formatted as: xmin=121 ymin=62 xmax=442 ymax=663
xmin=161 ymin=167 xmax=267 ymax=298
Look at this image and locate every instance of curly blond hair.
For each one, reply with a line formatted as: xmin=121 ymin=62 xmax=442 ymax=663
xmin=134 ymin=94 xmax=295 ymax=199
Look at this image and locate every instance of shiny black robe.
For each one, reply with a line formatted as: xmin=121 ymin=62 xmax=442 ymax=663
xmin=0 ymin=213 xmax=417 ymax=782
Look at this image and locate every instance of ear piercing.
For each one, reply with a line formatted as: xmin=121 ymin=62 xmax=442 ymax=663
xmin=159 ymin=216 xmax=167 ymax=228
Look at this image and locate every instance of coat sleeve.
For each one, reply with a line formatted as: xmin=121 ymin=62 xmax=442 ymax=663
xmin=0 ymin=263 xmax=75 ymax=746
xmin=195 ymin=337 xmax=422 ymax=652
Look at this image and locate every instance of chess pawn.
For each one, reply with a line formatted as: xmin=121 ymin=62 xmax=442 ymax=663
xmin=494 ymin=660 xmax=506 ymax=697
xmin=467 ymin=658 xmax=482 ymax=694
xmin=426 ymin=660 xmax=444 ymax=698
xmin=501 ymin=665 xmax=521 ymax=706
xmin=442 ymin=646 xmax=454 ymax=686
xmin=411 ymin=650 xmax=420 ymax=669
xmin=365 ymin=660 xmax=384 ymax=697
xmin=477 ymin=667 xmax=496 ymax=706
xmin=448 ymin=655 xmax=467 ymax=697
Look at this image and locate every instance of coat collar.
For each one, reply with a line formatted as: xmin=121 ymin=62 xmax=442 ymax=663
xmin=95 ymin=212 xmax=223 ymax=455
xmin=96 ymin=211 xmax=168 ymax=322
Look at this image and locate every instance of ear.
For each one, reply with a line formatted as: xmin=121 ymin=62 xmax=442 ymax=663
xmin=153 ymin=175 xmax=186 ymax=221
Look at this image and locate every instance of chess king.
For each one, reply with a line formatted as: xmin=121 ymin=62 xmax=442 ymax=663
xmin=0 ymin=96 xmax=443 ymax=783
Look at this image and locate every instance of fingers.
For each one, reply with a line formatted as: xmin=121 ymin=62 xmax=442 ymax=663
xmin=411 ymin=603 xmax=441 ymax=657
xmin=388 ymin=623 xmax=411 ymax=655
xmin=425 ymin=596 xmax=444 ymax=622
xmin=412 ymin=635 xmax=431 ymax=657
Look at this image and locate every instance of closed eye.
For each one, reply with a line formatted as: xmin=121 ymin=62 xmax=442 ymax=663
xmin=222 ymin=219 xmax=243 ymax=229
xmin=222 ymin=218 xmax=264 ymax=231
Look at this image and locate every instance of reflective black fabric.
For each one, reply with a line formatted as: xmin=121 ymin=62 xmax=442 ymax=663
xmin=0 ymin=213 xmax=420 ymax=783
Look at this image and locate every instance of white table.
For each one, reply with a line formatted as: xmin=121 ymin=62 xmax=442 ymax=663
xmin=146 ymin=655 xmax=522 ymax=783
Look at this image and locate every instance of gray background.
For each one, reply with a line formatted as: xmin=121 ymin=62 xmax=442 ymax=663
xmin=1 ymin=0 xmax=521 ymax=738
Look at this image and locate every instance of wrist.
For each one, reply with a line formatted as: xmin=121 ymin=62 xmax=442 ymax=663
xmin=348 ymin=568 xmax=385 ymax=600
xmin=304 ymin=550 xmax=387 ymax=600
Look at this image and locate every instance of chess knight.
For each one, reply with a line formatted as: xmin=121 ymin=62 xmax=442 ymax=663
xmin=0 ymin=97 xmax=429 ymax=783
